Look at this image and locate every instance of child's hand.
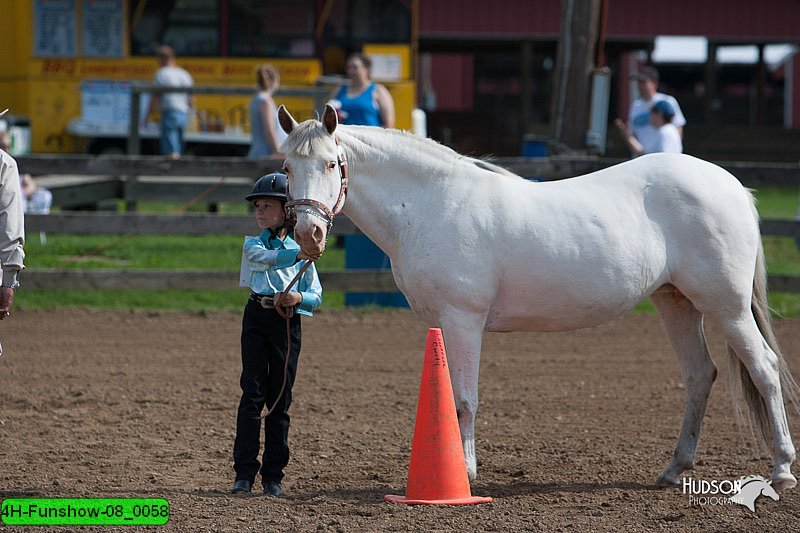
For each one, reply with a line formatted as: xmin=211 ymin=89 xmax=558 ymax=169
xmin=275 ymin=291 xmax=302 ymax=307
xmin=298 ymin=250 xmax=321 ymax=261
xmin=0 ymin=287 xmax=14 ymax=319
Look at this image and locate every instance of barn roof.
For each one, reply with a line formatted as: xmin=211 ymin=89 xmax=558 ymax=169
xmin=419 ymin=0 xmax=800 ymax=43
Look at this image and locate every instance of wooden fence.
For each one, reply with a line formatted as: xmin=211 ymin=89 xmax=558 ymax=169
xmin=17 ymin=154 xmax=800 ymax=183
xmin=17 ymin=155 xmax=800 ymax=293
xmin=19 ymin=155 xmax=274 ymax=210
xmin=23 ymin=212 xmax=397 ymax=292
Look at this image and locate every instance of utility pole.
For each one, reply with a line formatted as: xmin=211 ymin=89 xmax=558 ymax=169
xmin=550 ymin=0 xmax=601 ymax=150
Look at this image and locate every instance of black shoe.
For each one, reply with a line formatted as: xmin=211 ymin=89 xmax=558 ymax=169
xmin=231 ymin=479 xmax=252 ymax=494
xmin=262 ymin=480 xmax=282 ymax=497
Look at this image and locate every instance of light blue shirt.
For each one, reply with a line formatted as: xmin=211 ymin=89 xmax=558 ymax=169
xmin=244 ymin=229 xmax=322 ymax=316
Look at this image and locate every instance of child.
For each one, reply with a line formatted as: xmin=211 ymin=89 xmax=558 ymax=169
xmin=616 ymin=100 xmax=683 ymax=156
xmin=232 ymin=172 xmax=322 ymax=496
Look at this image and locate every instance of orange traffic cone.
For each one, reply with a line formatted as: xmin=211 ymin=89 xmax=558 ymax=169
xmin=384 ymin=328 xmax=492 ymax=505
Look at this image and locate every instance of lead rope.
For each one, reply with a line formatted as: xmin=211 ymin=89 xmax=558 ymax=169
xmin=258 ymin=259 xmax=314 ymax=420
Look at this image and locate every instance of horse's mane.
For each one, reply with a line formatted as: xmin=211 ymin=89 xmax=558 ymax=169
xmin=281 ymin=119 xmax=334 ymax=157
xmin=345 ymin=126 xmax=523 ymax=179
xmin=471 ymin=157 xmax=521 ymax=179
xmin=282 ymin=118 xmax=523 ymax=181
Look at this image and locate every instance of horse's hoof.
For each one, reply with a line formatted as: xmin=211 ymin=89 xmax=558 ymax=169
xmin=655 ymin=472 xmax=679 ymax=487
xmin=463 ymin=441 xmax=477 ymax=482
xmin=771 ymin=473 xmax=797 ymax=492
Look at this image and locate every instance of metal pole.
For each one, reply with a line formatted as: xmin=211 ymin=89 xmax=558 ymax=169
xmin=128 ymin=86 xmax=141 ymax=155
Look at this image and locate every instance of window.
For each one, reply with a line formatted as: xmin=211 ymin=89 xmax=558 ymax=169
xmin=320 ymin=0 xmax=411 ymax=74
xmin=129 ymin=0 xmax=220 ymax=57
xmin=348 ymin=0 xmax=410 ymax=45
xmin=322 ymin=0 xmax=411 ymax=60
xmin=227 ymin=0 xmax=315 ymax=58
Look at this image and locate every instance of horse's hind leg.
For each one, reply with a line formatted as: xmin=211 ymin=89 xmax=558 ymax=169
xmin=651 ymin=287 xmax=717 ymax=486
xmin=712 ymin=311 xmax=797 ymax=491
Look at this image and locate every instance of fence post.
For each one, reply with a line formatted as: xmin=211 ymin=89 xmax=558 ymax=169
xmin=124 ymin=176 xmax=138 ymax=212
xmin=128 ymin=85 xmax=142 ymax=155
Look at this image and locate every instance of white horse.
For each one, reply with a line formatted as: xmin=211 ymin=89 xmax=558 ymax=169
xmin=277 ymin=104 xmax=800 ymax=491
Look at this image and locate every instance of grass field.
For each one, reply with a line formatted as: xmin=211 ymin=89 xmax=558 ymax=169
xmin=17 ymin=186 xmax=800 ymax=315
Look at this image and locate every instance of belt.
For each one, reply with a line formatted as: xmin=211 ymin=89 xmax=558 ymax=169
xmin=250 ymin=293 xmax=275 ymax=309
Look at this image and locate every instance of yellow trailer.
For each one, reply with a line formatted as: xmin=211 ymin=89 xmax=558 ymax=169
xmin=0 ymin=0 xmax=415 ymax=155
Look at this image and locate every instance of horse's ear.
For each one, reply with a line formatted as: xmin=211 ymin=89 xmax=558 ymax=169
xmin=278 ymin=105 xmax=298 ymax=134
xmin=322 ymin=103 xmax=338 ymax=135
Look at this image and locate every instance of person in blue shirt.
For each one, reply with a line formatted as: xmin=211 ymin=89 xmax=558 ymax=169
xmin=330 ymin=53 xmax=395 ymax=128
xmin=329 ymin=53 xmax=403 ymax=306
xmin=232 ymin=172 xmax=322 ymax=497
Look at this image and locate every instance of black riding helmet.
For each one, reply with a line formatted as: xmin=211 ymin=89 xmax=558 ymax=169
xmin=245 ymin=172 xmax=288 ymax=202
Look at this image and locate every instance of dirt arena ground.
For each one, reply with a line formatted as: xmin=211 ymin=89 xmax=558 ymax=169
xmin=1 ymin=308 xmax=799 ymax=532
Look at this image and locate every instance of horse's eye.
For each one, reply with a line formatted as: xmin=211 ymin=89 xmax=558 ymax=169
xmin=327 ymin=161 xmax=337 ymax=171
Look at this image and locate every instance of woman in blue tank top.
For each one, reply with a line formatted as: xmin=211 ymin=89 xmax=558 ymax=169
xmin=331 ymin=53 xmax=395 ymax=128
xmin=329 ymin=54 xmax=402 ymax=308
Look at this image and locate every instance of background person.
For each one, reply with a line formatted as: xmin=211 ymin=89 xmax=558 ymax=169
xmin=0 ymin=129 xmax=52 ymax=215
xmin=232 ymin=173 xmax=322 ymax=497
xmin=19 ymin=172 xmax=52 ymax=216
xmin=330 ymin=53 xmax=395 ymax=128
xmin=146 ymin=45 xmax=194 ymax=159
xmin=0 ymin=141 xmax=25 ymax=319
xmin=247 ymin=64 xmax=288 ymax=160
xmin=615 ymin=65 xmax=686 ymax=158
xmin=329 ymin=54 xmax=400 ymax=306
xmin=617 ymin=100 xmax=682 ymax=156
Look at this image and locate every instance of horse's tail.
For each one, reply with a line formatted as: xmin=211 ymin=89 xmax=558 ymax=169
xmin=727 ymin=193 xmax=800 ymax=449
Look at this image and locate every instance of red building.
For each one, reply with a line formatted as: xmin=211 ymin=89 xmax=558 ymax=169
xmin=417 ymin=0 xmax=800 ymax=160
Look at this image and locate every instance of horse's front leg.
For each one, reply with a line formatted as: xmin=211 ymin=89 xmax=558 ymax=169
xmin=440 ymin=309 xmax=487 ymax=482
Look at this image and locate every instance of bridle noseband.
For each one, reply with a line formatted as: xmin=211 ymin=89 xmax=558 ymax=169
xmin=285 ymin=137 xmax=348 ymax=230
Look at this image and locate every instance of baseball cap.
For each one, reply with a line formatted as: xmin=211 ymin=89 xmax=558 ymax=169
xmin=632 ymin=66 xmax=659 ymax=83
xmin=651 ymin=100 xmax=675 ymax=120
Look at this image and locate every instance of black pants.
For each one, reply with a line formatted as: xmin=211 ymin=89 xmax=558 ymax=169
xmin=233 ymin=299 xmax=301 ymax=484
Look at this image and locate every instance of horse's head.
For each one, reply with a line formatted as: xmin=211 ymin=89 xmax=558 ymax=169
xmin=278 ymin=104 xmax=347 ymax=258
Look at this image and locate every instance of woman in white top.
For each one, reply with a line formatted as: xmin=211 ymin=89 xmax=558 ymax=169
xmin=247 ymin=64 xmax=288 ymax=160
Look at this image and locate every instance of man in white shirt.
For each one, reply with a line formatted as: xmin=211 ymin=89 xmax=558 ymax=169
xmin=0 ymin=137 xmax=25 ymax=319
xmin=146 ymin=46 xmax=194 ymax=159
xmin=615 ymin=65 xmax=686 ymax=157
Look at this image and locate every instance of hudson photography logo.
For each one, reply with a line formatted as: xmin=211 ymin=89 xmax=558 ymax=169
xmin=682 ymin=475 xmax=779 ymax=512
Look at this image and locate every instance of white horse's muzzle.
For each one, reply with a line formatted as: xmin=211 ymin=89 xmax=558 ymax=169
xmin=294 ymin=214 xmax=328 ymax=256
